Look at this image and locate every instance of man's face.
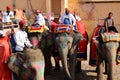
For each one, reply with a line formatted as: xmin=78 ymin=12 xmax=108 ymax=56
xmin=20 ymin=25 xmax=26 ymax=31
xmin=109 ymin=13 xmax=113 ymax=18
xmin=65 ymin=9 xmax=69 ymax=15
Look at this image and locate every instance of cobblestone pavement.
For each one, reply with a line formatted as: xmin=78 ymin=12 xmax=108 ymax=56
xmin=45 ymin=43 xmax=120 ymax=80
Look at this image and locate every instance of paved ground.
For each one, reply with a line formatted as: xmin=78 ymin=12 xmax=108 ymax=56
xmin=45 ymin=43 xmax=120 ymax=80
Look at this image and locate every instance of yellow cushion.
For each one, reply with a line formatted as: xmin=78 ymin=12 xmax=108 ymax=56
xmin=28 ymin=26 xmax=44 ymax=33
xmin=101 ymin=33 xmax=120 ymax=42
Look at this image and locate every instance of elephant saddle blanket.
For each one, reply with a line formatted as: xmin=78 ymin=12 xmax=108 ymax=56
xmin=54 ymin=24 xmax=73 ymax=34
xmin=89 ymin=25 xmax=102 ymax=66
xmin=28 ymin=25 xmax=44 ymax=33
xmin=76 ymin=20 xmax=86 ymax=34
xmin=0 ymin=36 xmax=12 ymax=80
xmin=76 ymin=32 xmax=87 ymax=61
xmin=101 ymin=32 xmax=120 ymax=42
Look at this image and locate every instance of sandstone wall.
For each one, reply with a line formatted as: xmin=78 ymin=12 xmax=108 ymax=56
xmin=0 ymin=0 xmax=46 ymax=12
xmin=68 ymin=0 xmax=120 ymax=37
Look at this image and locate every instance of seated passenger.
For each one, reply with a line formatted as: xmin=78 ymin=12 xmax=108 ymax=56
xmin=101 ymin=12 xmax=118 ymax=33
xmin=59 ymin=8 xmax=76 ymax=30
xmin=13 ymin=20 xmax=32 ymax=52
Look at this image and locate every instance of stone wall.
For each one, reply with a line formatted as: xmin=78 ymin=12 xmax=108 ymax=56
xmin=68 ymin=0 xmax=120 ymax=37
xmin=0 ymin=0 xmax=46 ymax=12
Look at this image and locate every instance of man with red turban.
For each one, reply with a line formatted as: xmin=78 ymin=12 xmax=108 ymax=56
xmin=13 ymin=20 xmax=32 ymax=52
xmin=2 ymin=6 xmax=14 ymax=23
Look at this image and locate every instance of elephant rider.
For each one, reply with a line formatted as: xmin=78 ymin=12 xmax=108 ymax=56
xmin=59 ymin=8 xmax=76 ymax=30
xmin=100 ymin=12 xmax=118 ymax=33
xmin=33 ymin=9 xmax=49 ymax=30
xmin=13 ymin=20 xmax=32 ymax=52
xmin=2 ymin=6 xmax=14 ymax=24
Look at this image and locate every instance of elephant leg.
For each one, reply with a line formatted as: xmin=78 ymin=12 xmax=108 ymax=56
xmin=69 ymin=53 xmax=76 ymax=80
xmin=44 ymin=50 xmax=52 ymax=75
xmin=54 ymin=58 xmax=60 ymax=71
xmin=104 ymin=60 xmax=108 ymax=74
xmin=97 ymin=54 xmax=104 ymax=80
xmin=76 ymin=61 xmax=82 ymax=73
xmin=52 ymin=49 xmax=60 ymax=71
xmin=69 ymin=46 xmax=76 ymax=80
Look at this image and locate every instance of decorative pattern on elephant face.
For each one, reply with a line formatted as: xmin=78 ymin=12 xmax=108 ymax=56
xmin=7 ymin=48 xmax=45 ymax=80
xmin=56 ymin=36 xmax=73 ymax=50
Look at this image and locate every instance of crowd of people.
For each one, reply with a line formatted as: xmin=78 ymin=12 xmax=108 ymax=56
xmin=0 ymin=5 xmax=119 ymax=80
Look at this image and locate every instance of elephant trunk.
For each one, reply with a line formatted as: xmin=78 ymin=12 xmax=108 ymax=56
xmin=58 ymin=47 xmax=71 ymax=80
xmin=105 ymin=43 xmax=119 ymax=80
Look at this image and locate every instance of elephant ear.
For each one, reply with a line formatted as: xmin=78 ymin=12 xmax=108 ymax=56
xmin=73 ymin=30 xmax=83 ymax=45
xmin=7 ymin=52 xmax=25 ymax=75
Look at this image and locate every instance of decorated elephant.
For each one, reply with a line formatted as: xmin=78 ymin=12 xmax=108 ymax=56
xmin=55 ymin=24 xmax=83 ymax=80
xmin=93 ymin=32 xmax=120 ymax=80
xmin=27 ymin=25 xmax=56 ymax=74
xmin=7 ymin=48 xmax=45 ymax=80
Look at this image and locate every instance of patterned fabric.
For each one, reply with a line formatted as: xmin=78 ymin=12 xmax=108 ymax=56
xmin=54 ymin=24 xmax=73 ymax=34
xmin=101 ymin=33 xmax=120 ymax=42
xmin=28 ymin=26 xmax=44 ymax=33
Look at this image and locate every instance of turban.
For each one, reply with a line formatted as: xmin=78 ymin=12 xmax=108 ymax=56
xmin=6 ymin=6 xmax=11 ymax=10
xmin=19 ymin=20 xmax=26 ymax=26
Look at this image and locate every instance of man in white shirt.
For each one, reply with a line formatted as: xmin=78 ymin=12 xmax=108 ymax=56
xmin=33 ymin=9 xmax=45 ymax=26
xmin=14 ymin=20 xmax=32 ymax=52
xmin=2 ymin=6 xmax=14 ymax=23
xmin=59 ymin=8 xmax=76 ymax=27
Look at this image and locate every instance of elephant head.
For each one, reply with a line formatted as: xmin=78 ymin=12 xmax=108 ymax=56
xmin=28 ymin=27 xmax=56 ymax=74
xmin=7 ymin=48 xmax=44 ymax=80
xmin=55 ymin=31 xmax=83 ymax=80
xmin=93 ymin=32 xmax=120 ymax=80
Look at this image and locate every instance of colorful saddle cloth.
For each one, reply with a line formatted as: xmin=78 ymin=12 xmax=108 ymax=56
xmin=28 ymin=25 xmax=44 ymax=33
xmin=101 ymin=32 xmax=120 ymax=42
xmin=89 ymin=25 xmax=102 ymax=66
xmin=54 ymin=24 xmax=73 ymax=34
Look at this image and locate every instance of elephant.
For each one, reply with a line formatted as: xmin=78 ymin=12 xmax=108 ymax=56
xmin=27 ymin=26 xmax=57 ymax=74
xmin=7 ymin=48 xmax=45 ymax=80
xmin=55 ymin=30 xmax=83 ymax=80
xmin=93 ymin=32 xmax=120 ymax=80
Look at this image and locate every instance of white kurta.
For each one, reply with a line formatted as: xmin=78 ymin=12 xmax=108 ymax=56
xmin=59 ymin=13 xmax=76 ymax=26
xmin=34 ymin=13 xmax=45 ymax=25
xmin=13 ymin=29 xmax=32 ymax=51
xmin=2 ymin=11 xmax=14 ymax=22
